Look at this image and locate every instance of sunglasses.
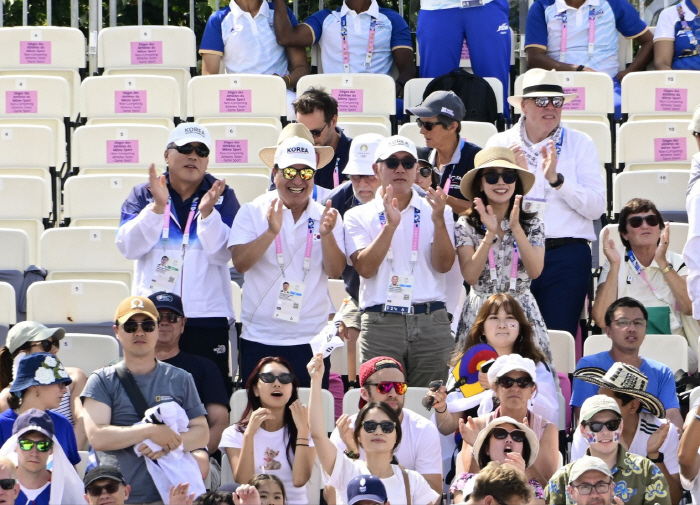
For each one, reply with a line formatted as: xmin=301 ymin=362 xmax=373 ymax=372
xmin=364 ymin=381 xmax=408 ymax=395
xmin=258 ymin=372 xmax=295 ymax=384
xmin=382 ymin=157 xmax=416 ymax=170
xmin=418 ymin=167 xmax=433 ymax=178
xmin=483 ymin=170 xmax=518 ymax=185
xmin=582 ymin=419 xmax=622 ymax=433
xmin=122 ymin=320 xmax=157 ymax=333
xmin=30 ymin=339 xmax=60 ymax=353
xmin=158 ymin=312 xmax=183 ymax=324
xmin=282 ymin=167 xmax=315 ymax=181
xmin=86 ymin=482 xmax=121 ymax=497
xmin=362 ymin=420 xmax=397 ymax=434
xmin=531 ymin=96 xmax=565 ymax=108
xmin=18 ymin=439 xmax=53 ymax=452
xmin=497 ymin=376 xmax=534 ymax=389
xmin=627 ymin=214 xmax=660 ymax=228
xmin=416 ymin=118 xmax=442 ymax=131
xmin=308 ymin=123 xmax=328 ymax=138
xmin=571 ymin=482 xmax=612 ymax=496
xmin=0 ymin=480 xmax=15 ymax=491
xmin=491 ymin=427 xmax=526 ymax=443
xmin=172 ymin=143 xmax=210 ymax=158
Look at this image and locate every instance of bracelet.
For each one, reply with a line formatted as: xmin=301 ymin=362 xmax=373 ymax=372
xmin=296 ymin=443 xmax=309 ymax=447
xmin=284 ymin=75 xmax=292 ymax=89
xmin=297 ymin=438 xmax=309 ymax=441
xmin=576 ymin=64 xmax=585 ymax=71
xmin=435 ymin=406 xmax=447 ymax=414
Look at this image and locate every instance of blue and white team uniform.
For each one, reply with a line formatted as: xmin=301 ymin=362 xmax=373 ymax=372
xmin=654 ymin=0 xmax=700 ymax=70
xmin=525 ymin=0 xmax=648 ymax=116
xmin=416 ymin=0 xmax=512 ymax=119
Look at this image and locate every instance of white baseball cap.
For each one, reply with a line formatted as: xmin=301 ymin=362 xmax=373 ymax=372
xmin=689 ymin=104 xmax=700 ymax=133
xmin=272 ymin=137 xmax=317 ymax=169
xmin=166 ymin=122 xmax=212 ymax=150
xmin=487 ymin=354 xmax=537 ymax=385
xmin=343 ymin=133 xmax=385 ymax=176
xmin=374 ymin=135 xmax=417 ymax=162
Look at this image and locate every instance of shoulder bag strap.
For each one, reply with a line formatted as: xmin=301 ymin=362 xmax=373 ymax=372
xmin=401 ymin=466 xmax=411 ymax=505
xmin=115 ymin=361 xmax=150 ymax=419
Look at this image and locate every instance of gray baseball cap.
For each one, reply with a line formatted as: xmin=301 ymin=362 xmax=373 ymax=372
xmin=406 ymin=90 xmax=466 ymax=122
xmin=568 ymin=456 xmax=613 ymax=484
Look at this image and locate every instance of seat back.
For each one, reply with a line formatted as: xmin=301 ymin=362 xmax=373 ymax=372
xmin=583 ymin=334 xmax=688 ymax=371
xmin=59 ymin=333 xmax=121 ymax=375
xmin=403 ymin=78 xmax=433 ymax=122
xmin=64 ymin=174 xmax=148 ymax=227
xmin=549 ymin=330 xmax=576 ymax=375
xmin=617 ymin=119 xmax=694 ymax=171
xmin=0 ymin=228 xmax=30 ymax=272
xmin=0 ymin=282 xmax=17 ymax=328
xmin=205 ymin=123 xmax=280 ymax=176
xmin=337 ymin=122 xmax=391 ymax=138
xmin=613 ymin=170 xmax=689 ymax=218
xmin=621 ymin=71 xmax=700 ymax=121
xmin=222 ymin=174 xmax=269 ymax=205
xmin=342 ymin=388 xmax=432 ymax=420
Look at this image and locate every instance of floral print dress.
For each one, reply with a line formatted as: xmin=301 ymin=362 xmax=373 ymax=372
xmin=454 ymin=216 xmax=553 ymax=364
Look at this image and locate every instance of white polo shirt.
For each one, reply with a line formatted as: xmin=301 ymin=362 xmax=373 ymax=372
xmin=344 ymin=188 xmax=455 ymax=309
xmin=228 ymin=191 xmax=345 ymax=345
xmin=199 ymin=1 xmax=295 ymax=76
xmin=486 ymin=127 xmax=606 ymax=241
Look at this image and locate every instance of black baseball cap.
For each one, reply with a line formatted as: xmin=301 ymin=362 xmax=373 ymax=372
xmin=406 ymin=90 xmax=466 ymax=122
xmin=84 ymin=465 xmax=126 ymax=490
xmin=148 ymin=291 xmax=184 ymax=316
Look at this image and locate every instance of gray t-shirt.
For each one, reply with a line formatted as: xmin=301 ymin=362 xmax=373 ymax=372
xmin=82 ymin=360 xmax=207 ymax=504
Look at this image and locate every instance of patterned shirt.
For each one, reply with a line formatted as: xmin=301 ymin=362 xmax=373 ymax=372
xmin=545 ymin=445 xmax=671 ymax=505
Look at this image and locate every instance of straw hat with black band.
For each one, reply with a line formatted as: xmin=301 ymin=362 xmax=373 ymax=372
xmin=460 ymin=147 xmax=536 ymax=201
xmin=574 ymin=363 xmax=666 ymax=418
xmin=472 ymin=416 xmax=539 ymax=467
xmin=259 ymin=125 xmax=335 ymax=170
xmin=507 ymin=69 xmax=578 ymax=109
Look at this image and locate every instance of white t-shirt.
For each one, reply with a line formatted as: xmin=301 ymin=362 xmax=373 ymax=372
xmin=219 ymin=425 xmax=315 ymax=505
xmin=329 ymin=408 xmax=443 ymax=475
xmin=228 ymin=191 xmax=346 ymax=345
xmin=327 ymin=446 xmax=439 ymax=505
xmin=571 ymin=411 xmax=680 ymax=475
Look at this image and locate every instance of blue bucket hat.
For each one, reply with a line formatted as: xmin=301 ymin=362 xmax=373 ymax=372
xmin=10 ymin=352 xmax=72 ymax=395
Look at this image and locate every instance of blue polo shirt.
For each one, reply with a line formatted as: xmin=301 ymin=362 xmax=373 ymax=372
xmin=200 ymin=1 xmax=299 ymax=76
xmin=525 ymin=0 xmax=648 ymax=77
xmin=303 ymin=0 xmax=412 ymax=74
xmin=653 ymin=0 xmax=700 ymax=70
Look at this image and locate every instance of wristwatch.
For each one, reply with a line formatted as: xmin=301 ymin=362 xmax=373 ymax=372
xmin=648 ymin=453 xmax=664 ymax=464
xmin=660 ymin=264 xmax=674 ymax=275
xmin=549 ymin=173 xmax=564 ymax=188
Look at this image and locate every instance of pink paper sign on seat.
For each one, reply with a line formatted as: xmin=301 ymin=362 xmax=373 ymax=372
xmin=107 ymin=140 xmax=139 ymax=163
xmin=562 ymin=87 xmax=586 ymax=111
xmin=20 ymin=41 xmax=51 ymax=64
xmin=331 ymin=89 xmax=364 ymax=113
xmin=655 ymin=88 xmax=688 ymax=112
xmin=654 ymin=137 xmax=687 ymax=162
xmin=215 ymin=140 xmax=248 ymax=164
xmin=130 ymin=41 xmax=163 ymax=65
xmin=5 ymin=90 xmax=37 ymax=113
xmin=115 ymin=90 xmax=147 ymax=113
xmin=219 ymin=90 xmax=252 ymax=113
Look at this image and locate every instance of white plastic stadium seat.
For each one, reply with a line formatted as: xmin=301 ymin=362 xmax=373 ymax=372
xmin=548 ymin=330 xmax=576 ymax=375
xmin=583 ymin=333 xmax=688 ymax=372
xmin=59 ymin=333 xmax=121 ymax=375
xmin=230 ymin=281 xmax=242 ymax=323
xmin=612 ymin=171 xmax=689 ymax=218
xmin=616 ymin=120 xmax=694 ymax=172
xmin=0 ymin=228 xmax=30 ymax=273
xmin=398 ymin=121 xmax=497 ymax=149
xmin=0 ymin=283 xmax=17 ymax=327
xmin=342 ymin=387 xmax=432 ymax=420
xmin=205 ymin=123 xmax=280 ymax=176
xmin=223 ymin=174 xmax=269 ymax=205
xmin=64 ymin=174 xmax=148 ymax=227
xmin=621 ymin=71 xmax=700 ymax=121
xmin=403 ymin=78 xmax=433 ymax=122
xmin=337 ymin=122 xmax=390 ymax=138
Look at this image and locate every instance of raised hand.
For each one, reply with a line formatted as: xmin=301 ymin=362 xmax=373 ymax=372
xmin=427 ymin=385 xmax=448 ymax=413
xmin=232 ymin=485 xmax=262 ymax=505
xmin=647 ymin=421 xmax=670 ymax=456
xmin=169 ymin=483 xmax=195 ymax=505
xmin=478 ymin=369 xmax=491 ymax=390
xmin=426 ymin=186 xmax=448 ymax=222
xmin=459 ymin=416 xmax=481 ymax=446
xmin=602 ymin=228 xmax=621 ymax=265
xmin=199 ymin=178 xmax=226 ymax=219
xmin=289 ymin=399 xmax=309 ymax=436
xmin=245 ymin=407 xmax=274 ymax=436
xmin=509 ymin=195 xmax=523 ymax=232
xmin=306 ymin=353 xmax=325 ymax=381
xmin=503 ymin=451 xmax=527 ymax=474
xmin=382 ymin=185 xmax=401 ymax=228
xmin=509 ymin=144 xmax=528 ymax=170
xmin=320 ymin=200 xmax=338 ymax=236
xmin=148 ymin=163 xmax=169 ymax=213
xmin=654 ymin=222 xmax=670 ymax=267
xmin=267 ymin=198 xmax=284 ymax=235
xmin=541 ymin=140 xmax=559 ymax=185
xmin=336 ymin=414 xmax=358 ymax=451
xmin=473 ymin=198 xmax=498 ymax=234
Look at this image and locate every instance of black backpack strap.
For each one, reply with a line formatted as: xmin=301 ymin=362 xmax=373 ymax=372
xmin=115 ymin=361 xmax=149 ymax=419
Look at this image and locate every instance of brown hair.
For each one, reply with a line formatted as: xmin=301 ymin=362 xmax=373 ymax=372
xmin=470 ymin=461 xmax=532 ymax=503
xmin=618 ymin=198 xmax=664 ymax=250
xmin=292 ymin=88 xmax=338 ymax=124
xmin=451 ymin=293 xmax=546 ymax=367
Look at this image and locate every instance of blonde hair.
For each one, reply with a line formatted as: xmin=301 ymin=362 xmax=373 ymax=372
xmin=0 ymin=457 xmax=17 ymax=479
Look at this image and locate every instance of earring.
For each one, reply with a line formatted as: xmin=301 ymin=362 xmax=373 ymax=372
xmin=516 ymin=335 xmax=523 ymax=343
xmin=480 ymin=335 xmax=487 ymax=343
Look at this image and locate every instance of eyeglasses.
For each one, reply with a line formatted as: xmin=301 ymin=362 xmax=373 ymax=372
xmin=282 ymin=167 xmax=316 ymax=181
xmin=382 ymin=157 xmax=416 ymax=170
xmin=483 ymin=170 xmax=518 ymax=185
xmin=362 ymin=420 xmax=397 ymax=434
xmin=418 ymin=167 xmax=433 ymax=178
xmin=497 ymin=376 xmax=534 ymax=389
xmin=611 ymin=318 xmax=647 ymax=329
xmin=158 ymin=312 xmax=183 ymax=324
xmin=18 ymin=439 xmax=53 ymax=452
xmin=122 ymin=320 xmax=157 ymax=333
xmin=627 ymin=214 xmax=660 ymax=228
xmin=86 ymin=482 xmax=121 ymax=497
xmin=308 ymin=123 xmax=328 ymax=138
xmin=364 ymin=381 xmax=408 ymax=395
xmin=531 ymin=96 xmax=565 ymax=108
xmin=571 ymin=481 xmax=613 ymax=495
xmin=171 ymin=143 xmax=210 ymax=158
xmin=349 ymin=175 xmax=378 ymax=183
xmin=258 ymin=372 xmax=295 ymax=384
xmin=30 ymin=339 xmax=60 ymax=352
xmin=416 ymin=118 xmax=443 ymax=131
xmin=0 ymin=480 xmax=15 ymax=491
xmin=491 ymin=427 xmax=527 ymax=443
xmin=582 ymin=419 xmax=622 ymax=433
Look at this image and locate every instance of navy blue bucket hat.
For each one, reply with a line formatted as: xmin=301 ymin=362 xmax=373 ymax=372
xmin=10 ymin=352 xmax=72 ymax=395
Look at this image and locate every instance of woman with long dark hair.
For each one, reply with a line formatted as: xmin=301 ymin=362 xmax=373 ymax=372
xmin=218 ymin=356 xmax=314 ymax=504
